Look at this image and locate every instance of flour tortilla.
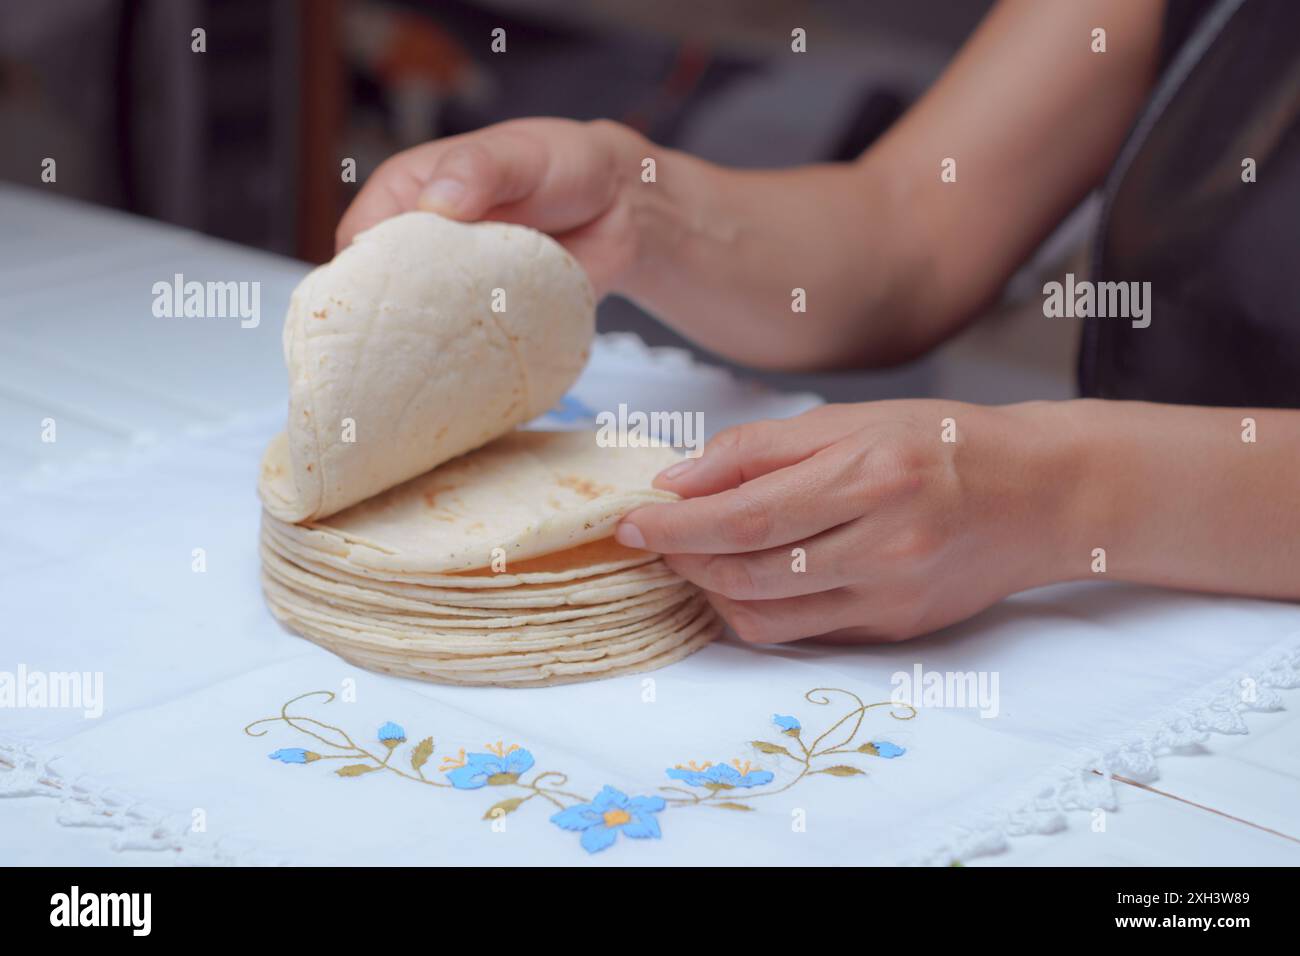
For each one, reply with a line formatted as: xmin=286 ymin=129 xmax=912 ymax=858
xmin=326 ymin=618 xmax=721 ymax=687
xmin=261 ymin=572 xmax=689 ymax=643
xmin=260 ymin=540 xmax=679 ymax=613
xmin=314 ymin=605 xmax=717 ymax=677
xmin=265 ymin=430 xmax=680 ymax=574
xmin=264 ymin=594 xmax=698 ymax=660
xmin=263 ymin=574 xmax=710 ymax=657
xmin=259 ymin=527 xmax=676 ymax=609
xmin=261 ymin=520 xmax=656 ymax=587
xmin=267 ymin=587 xmax=720 ymax=686
xmin=260 ymin=562 xmax=690 ymax=629
xmin=259 ymin=211 xmax=595 ymax=522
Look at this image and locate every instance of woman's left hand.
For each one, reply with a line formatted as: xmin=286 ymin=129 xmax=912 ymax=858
xmin=616 ymin=400 xmax=1077 ymax=643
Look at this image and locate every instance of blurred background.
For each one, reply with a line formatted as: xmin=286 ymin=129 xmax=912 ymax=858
xmin=0 ymin=0 xmax=1087 ymax=406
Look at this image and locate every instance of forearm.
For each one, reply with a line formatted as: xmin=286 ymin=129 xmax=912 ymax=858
xmin=872 ymin=0 xmax=1163 ymax=335
xmin=1047 ymin=400 xmax=1300 ymax=598
xmin=605 ymin=0 xmax=1164 ymax=371
xmin=611 ymin=142 xmax=907 ymax=370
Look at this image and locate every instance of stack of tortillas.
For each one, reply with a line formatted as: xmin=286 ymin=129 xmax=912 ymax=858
xmin=256 ymin=212 xmax=720 ymax=686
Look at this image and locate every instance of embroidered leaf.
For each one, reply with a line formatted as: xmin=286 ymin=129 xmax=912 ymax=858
xmin=703 ymin=782 xmax=734 ymax=792
xmin=411 ymin=737 xmax=435 ymax=771
xmin=750 ymin=740 xmax=792 ymax=757
xmin=336 ymin=763 xmax=379 ymax=777
xmin=816 ymin=765 xmax=864 ymax=777
xmin=858 ymin=742 xmax=880 ymax=756
xmin=484 ymin=797 xmax=525 ymax=820
xmin=713 ymin=802 xmax=755 ymax=812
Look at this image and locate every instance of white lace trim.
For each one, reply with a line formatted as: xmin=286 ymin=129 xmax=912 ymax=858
xmin=0 ymin=740 xmax=279 ymax=865
xmin=907 ymin=640 xmax=1300 ymax=865
xmin=5 ymin=641 xmax=1296 ymax=865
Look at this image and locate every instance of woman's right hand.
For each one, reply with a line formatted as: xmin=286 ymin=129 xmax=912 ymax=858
xmin=336 ymin=118 xmax=645 ymax=296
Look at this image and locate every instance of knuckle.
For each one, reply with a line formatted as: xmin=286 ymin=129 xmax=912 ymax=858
xmin=706 ymin=419 xmax=784 ymax=476
xmin=366 ymin=156 xmax=395 ymax=186
xmin=805 ymin=404 xmax=847 ymax=426
xmin=718 ymin=494 xmax=772 ymax=549
xmin=880 ymin=594 xmax=929 ymax=642
xmin=707 ymin=556 xmax=758 ymax=600
xmin=441 ymin=140 xmax=497 ymax=181
xmin=368 ymin=155 xmax=409 ymax=195
xmin=707 ymin=425 xmax=746 ymax=459
xmin=723 ymin=602 xmax=774 ymax=644
xmin=641 ymin=513 xmax=682 ymax=554
xmin=887 ymin=526 xmax=940 ymax=565
xmin=863 ymin=434 xmax=927 ymax=499
xmin=586 ymin=117 xmax=626 ymax=141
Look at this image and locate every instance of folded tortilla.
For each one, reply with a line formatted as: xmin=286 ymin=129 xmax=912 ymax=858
xmin=259 ymin=211 xmax=595 ymax=522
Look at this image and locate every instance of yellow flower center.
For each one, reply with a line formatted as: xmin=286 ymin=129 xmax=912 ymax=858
xmin=603 ymin=809 xmax=632 ymax=828
xmin=439 ymin=748 xmax=467 ymax=771
xmin=674 ymin=760 xmax=713 ymax=772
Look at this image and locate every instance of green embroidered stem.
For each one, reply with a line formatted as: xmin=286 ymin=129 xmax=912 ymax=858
xmin=377 ymin=764 xmax=450 ymax=787
xmin=244 ymin=690 xmax=451 ymax=787
xmin=657 ymin=689 xmax=917 ymax=810
xmin=521 ymin=771 xmax=587 ymax=807
xmin=249 ymin=685 xmax=916 ymax=838
xmin=660 ymin=786 xmax=701 ymax=805
xmin=806 ymin=687 xmax=869 ymax=756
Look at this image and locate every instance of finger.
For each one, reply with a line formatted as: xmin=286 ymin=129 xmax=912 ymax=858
xmin=413 ymin=127 xmax=549 ymax=221
xmin=706 ymin=589 xmax=863 ymax=645
xmin=337 ymin=139 xmax=453 ymax=250
xmin=618 ymin=441 xmax=868 ymax=554
xmin=653 ymin=406 xmax=867 ymax=498
xmin=663 ymin=519 xmax=864 ymax=600
xmin=335 ymin=127 xmax=549 ymax=251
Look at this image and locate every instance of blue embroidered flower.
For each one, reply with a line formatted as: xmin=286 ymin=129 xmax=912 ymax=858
xmin=772 ymin=714 xmax=801 ymax=736
xmin=444 ymin=742 xmax=535 ymax=789
xmin=864 ymin=741 xmax=905 ymax=758
xmin=269 ymin=748 xmax=319 ymax=764
xmin=666 ymin=759 xmax=774 ymax=790
xmin=550 ymin=785 xmax=666 ymax=853
xmin=377 ymin=721 xmax=406 ymax=749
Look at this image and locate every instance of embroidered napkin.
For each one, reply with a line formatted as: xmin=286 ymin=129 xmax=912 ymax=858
xmin=2 ymin=336 xmax=1298 ymax=865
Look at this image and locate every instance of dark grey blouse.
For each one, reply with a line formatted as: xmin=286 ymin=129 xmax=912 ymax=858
xmin=1081 ymin=0 xmax=1300 ymax=407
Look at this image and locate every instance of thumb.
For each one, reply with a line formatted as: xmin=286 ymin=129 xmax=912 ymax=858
xmin=416 ymin=129 xmax=549 ymax=221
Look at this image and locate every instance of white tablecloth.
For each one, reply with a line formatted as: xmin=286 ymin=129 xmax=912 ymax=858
xmin=2 ymin=345 xmax=1298 ymax=865
xmin=1 ymin=185 xmax=1298 ymax=866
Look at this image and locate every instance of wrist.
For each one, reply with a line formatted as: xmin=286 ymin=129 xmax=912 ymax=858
xmin=584 ymin=119 xmax=671 ymax=299
xmin=990 ymin=400 xmax=1101 ymax=587
xmin=594 ymin=125 xmax=724 ymax=306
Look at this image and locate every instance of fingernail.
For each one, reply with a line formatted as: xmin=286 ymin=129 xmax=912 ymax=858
xmin=419 ymin=179 xmax=468 ymax=214
xmin=615 ymin=521 xmax=646 ymax=549
xmin=656 ymin=458 xmax=697 ymax=482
